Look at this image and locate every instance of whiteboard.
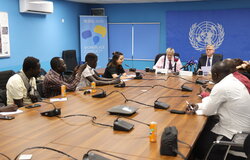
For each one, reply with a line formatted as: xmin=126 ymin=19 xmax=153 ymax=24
xmin=0 ymin=12 xmax=10 ymax=58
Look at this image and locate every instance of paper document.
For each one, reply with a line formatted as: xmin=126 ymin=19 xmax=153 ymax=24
xmin=0 ymin=109 xmax=23 ymax=115
xmin=50 ymin=97 xmax=68 ymax=102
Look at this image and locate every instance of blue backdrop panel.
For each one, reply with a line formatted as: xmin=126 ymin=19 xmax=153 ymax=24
xmin=108 ymin=24 xmax=132 ymax=59
xmin=134 ymin=24 xmax=160 ymax=59
xmin=80 ymin=16 xmax=108 ymax=68
xmin=166 ymin=9 xmax=250 ymax=61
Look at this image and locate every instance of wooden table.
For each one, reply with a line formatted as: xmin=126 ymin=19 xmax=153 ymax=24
xmin=0 ymin=72 xmax=208 ymax=160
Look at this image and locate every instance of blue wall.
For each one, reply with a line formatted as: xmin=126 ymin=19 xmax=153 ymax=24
xmin=1 ymin=0 xmax=250 ymax=71
xmin=0 ymin=0 xmax=88 ymax=71
xmin=90 ymin=0 xmax=250 ymax=69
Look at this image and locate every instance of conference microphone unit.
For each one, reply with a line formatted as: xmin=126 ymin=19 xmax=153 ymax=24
xmin=195 ymin=78 xmax=208 ymax=85
xmin=134 ymin=71 xmax=143 ymax=79
xmin=113 ymin=117 xmax=149 ymax=132
xmin=39 ymin=101 xmax=61 ymax=117
xmin=113 ymin=118 xmax=134 ymax=131
xmin=154 ymin=95 xmax=189 ymax=110
xmin=83 ymin=149 xmax=126 ymax=160
xmin=181 ymin=83 xmax=193 ymax=92
xmin=114 ymin=81 xmax=126 ymax=88
xmin=125 ymin=64 xmax=136 ymax=72
xmin=92 ymin=88 xmax=107 ymax=98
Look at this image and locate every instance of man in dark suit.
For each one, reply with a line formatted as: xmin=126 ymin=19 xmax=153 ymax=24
xmin=197 ymin=45 xmax=223 ymax=69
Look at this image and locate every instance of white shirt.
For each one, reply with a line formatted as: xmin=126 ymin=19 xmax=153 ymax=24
xmin=6 ymin=71 xmax=37 ymax=105
xmin=153 ymin=55 xmax=183 ymax=72
xmin=197 ymin=74 xmax=250 ymax=139
xmin=77 ymin=65 xmax=95 ymax=89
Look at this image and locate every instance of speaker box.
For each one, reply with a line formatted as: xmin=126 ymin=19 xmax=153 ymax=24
xmin=91 ymin=8 xmax=105 ymax=16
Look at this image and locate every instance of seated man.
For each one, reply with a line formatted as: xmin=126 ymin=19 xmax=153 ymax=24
xmin=187 ymin=60 xmax=250 ymax=160
xmin=0 ymin=104 xmax=18 ymax=112
xmin=197 ymin=44 xmax=223 ymax=69
xmin=77 ymin=53 xmax=120 ymax=89
xmin=43 ymin=57 xmax=87 ymax=98
xmin=6 ymin=57 xmax=41 ymax=107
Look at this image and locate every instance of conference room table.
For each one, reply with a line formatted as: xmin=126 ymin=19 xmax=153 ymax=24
xmin=0 ymin=71 xmax=210 ymax=160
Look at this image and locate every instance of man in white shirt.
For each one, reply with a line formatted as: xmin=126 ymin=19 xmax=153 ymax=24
xmin=6 ymin=57 xmax=41 ymax=107
xmin=187 ymin=60 xmax=250 ymax=160
xmin=77 ymin=53 xmax=120 ymax=89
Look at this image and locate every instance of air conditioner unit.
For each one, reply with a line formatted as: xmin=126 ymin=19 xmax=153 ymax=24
xmin=19 ymin=0 xmax=53 ymax=14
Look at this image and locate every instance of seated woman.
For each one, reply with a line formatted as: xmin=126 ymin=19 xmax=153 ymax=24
xmin=103 ymin=52 xmax=132 ymax=79
xmin=153 ymin=48 xmax=183 ymax=72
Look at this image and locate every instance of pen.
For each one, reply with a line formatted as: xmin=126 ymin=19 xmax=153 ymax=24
xmin=186 ymin=101 xmax=193 ymax=110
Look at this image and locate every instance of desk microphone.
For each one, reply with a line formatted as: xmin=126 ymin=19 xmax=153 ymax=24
xmin=181 ymin=82 xmax=193 ymax=92
xmin=83 ymin=149 xmax=127 ymax=160
xmin=39 ymin=101 xmax=61 ymax=117
xmin=154 ymin=95 xmax=189 ymax=109
xmin=114 ymin=81 xmax=152 ymax=88
xmin=92 ymin=88 xmax=107 ymax=98
xmin=134 ymin=72 xmax=143 ymax=79
xmin=152 ymin=84 xmax=182 ymax=91
xmin=113 ymin=117 xmax=150 ymax=131
xmin=125 ymin=64 xmax=136 ymax=72
xmin=195 ymin=77 xmax=209 ymax=85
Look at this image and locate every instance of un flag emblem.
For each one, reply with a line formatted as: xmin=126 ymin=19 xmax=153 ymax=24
xmin=189 ymin=21 xmax=224 ymax=51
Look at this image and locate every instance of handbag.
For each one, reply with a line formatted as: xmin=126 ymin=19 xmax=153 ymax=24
xmin=160 ymin=126 xmax=190 ymax=159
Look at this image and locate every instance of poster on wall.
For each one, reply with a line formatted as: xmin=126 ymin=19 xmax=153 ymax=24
xmin=0 ymin=12 xmax=10 ymax=58
xmin=79 ymin=16 xmax=108 ymax=68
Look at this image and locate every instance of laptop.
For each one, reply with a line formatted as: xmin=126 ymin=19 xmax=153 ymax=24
xmin=107 ymin=105 xmax=138 ymax=116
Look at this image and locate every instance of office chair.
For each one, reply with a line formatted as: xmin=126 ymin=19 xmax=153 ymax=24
xmin=205 ymin=132 xmax=250 ymax=160
xmin=0 ymin=70 xmax=15 ymax=105
xmin=62 ymin=50 xmax=78 ymax=75
xmin=0 ymin=70 xmax=15 ymax=90
xmin=154 ymin=53 xmax=180 ymax=65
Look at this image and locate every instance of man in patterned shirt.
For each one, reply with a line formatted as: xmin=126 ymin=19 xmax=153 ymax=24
xmin=43 ymin=57 xmax=87 ymax=98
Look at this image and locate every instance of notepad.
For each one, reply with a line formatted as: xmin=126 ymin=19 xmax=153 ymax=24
xmin=50 ymin=97 xmax=68 ymax=102
xmin=0 ymin=109 xmax=23 ymax=115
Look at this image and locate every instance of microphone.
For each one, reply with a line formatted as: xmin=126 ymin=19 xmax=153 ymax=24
xmin=134 ymin=72 xmax=143 ymax=79
xmin=39 ymin=101 xmax=61 ymax=117
xmin=174 ymin=55 xmax=179 ymax=73
xmin=154 ymin=95 xmax=189 ymax=109
xmin=114 ymin=81 xmax=126 ymax=88
xmin=114 ymin=117 xmax=149 ymax=131
xmin=181 ymin=82 xmax=193 ymax=92
xmin=125 ymin=64 xmax=136 ymax=72
xmin=180 ymin=59 xmax=195 ymax=70
xmin=214 ymin=140 xmax=244 ymax=147
xmin=92 ymin=88 xmax=107 ymax=98
xmin=195 ymin=77 xmax=209 ymax=85
xmin=83 ymin=149 xmax=126 ymax=160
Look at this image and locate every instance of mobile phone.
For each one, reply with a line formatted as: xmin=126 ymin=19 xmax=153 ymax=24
xmin=25 ymin=104 xmax=41 ymax=109
xmin=0 ymin=115 xmax=15 ymax=120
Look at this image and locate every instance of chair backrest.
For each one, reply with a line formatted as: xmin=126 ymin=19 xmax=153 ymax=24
xmin=154 ymin=53 xmax=181 ymax=65
xmin=244 ymin=134 xmax=250 ymax=158
xmin=62 ymin=50 xmax=78 ymax=72
xmin=154 ymin=53 xmax=165 ymax=65
xmin=0 ymin=70 xmax=15 ymax=90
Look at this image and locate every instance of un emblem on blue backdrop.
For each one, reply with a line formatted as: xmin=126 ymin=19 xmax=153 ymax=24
xmin=189 ymin=21 xmax=224 ymax=51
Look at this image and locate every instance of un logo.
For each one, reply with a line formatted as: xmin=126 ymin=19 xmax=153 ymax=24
xmin=189 ymin=21 xmax=224 ymax=51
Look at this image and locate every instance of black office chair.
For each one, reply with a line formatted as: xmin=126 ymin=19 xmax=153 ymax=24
xmin=0 ymin=70 xmax=15 ymax=105
xmin=62 ymin=50 xmax=78 ymax=75
xmin=205 ymin=132 xmax=250 ymax=160
xmin=0 ymin=70 xmax=15 ymax=90
xmin=154 ymin=53 xmax=180 ymax=65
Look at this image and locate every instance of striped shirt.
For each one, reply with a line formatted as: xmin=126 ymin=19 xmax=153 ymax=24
xmin=43 ymin=69 xmax=80 ymax=98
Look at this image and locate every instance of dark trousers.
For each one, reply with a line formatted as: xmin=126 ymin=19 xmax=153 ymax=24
xmin=189 ymin=115 xmax=246 ymax=160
